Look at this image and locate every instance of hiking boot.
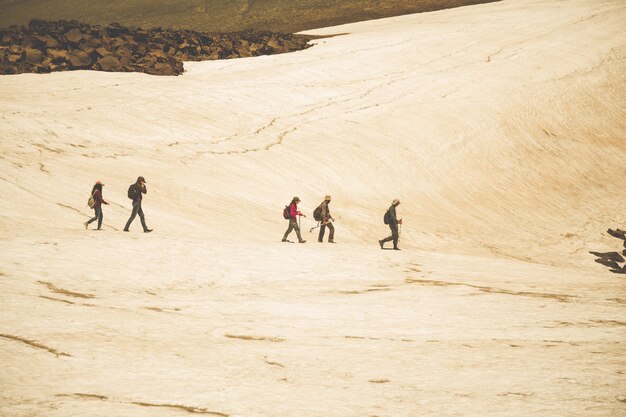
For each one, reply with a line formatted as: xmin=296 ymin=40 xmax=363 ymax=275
xmin=144 ymin=229 xmax=153 ymax=233
xmin=282 ymin=239 xmax=288 ymax=242
xmin=299 ymin=240 xmax=307 ymax=243
xmin=123 ymin=229 xmax=129 ymax=232
xmin=393 ymin=247 xmax=401 ymax=251
xmin=84 ymin=221 xmax=89 ymax=230
xmin=379 ymin=240 xmax=384 ymax=249
xmin=329 ymin=240 xmax=336 ymax=244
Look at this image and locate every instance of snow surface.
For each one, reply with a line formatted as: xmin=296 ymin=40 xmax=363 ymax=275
xmin=0 ymin=0 xmax=625 ymax=416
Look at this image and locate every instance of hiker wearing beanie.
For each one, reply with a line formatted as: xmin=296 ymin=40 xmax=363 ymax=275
xmin=318 ymin=195 xmax=336 ymax=243
xmin=124 ymin=176 xmax=152 ymax=233
xmin=379 ymin=199 xmax=402 ymax=250
xmin=282 ymin=196 xmax=306 ymax=243
xmin=84 ymin=180 xmax=108 ymax=230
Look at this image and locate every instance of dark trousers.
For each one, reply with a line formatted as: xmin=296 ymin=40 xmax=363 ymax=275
xmin=124 ymin=201 xmax=148 ymax=231
xmin=283 ymin=218 xmax=303 ymax=242
xmin=318 ymin=222 xmax=335 ymax=242
xmin=87 ymin=206 xmax=103 ymax=229
xmin=381 ymin=223 xmax=399 ymax=248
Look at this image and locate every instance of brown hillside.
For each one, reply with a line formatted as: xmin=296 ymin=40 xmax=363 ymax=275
xmin=0 ymin=0 xmax=498 ymax=33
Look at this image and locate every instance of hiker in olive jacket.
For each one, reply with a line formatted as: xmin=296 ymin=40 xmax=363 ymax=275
xmin=282 ymin=196 xmax=306 ymax=243
xmin=124 ymin=176 xmax=152 ymax=233
xmin=318 ymin=195 xmax=335 ymax=243
xmin=379 ymin=199 xmax=402 ymax=250
xmin=85 ymin=181 xmax=108 ymax=230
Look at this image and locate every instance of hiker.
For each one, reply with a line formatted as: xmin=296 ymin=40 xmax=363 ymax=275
xmin=317 ymin=195 xmax=336 ymax=243
xmin=282 ymin=196 xmax=306 ymax=243
xmin=84 ymin=180 xmax=108 ymax=230
xmin=379 ymin=199 xmax=402 ymax=250
xmin=124 ymin=176 xmax=152 ymax=233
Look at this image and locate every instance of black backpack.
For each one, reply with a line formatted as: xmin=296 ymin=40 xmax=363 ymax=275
xmin=283 ymin=205 xmax=291 ymax=219
xmin=313 ymin=205 xmax=322 ymax=221
xmin=127 ymin=184 xmax=137 ymax=200
xmin=383 ymin=209 xmax=391 ymax=225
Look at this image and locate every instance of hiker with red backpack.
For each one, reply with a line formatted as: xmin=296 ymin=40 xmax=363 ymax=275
xmin=282 ymin=196 xmax=306 ymax=243
xmin=379 ymin=199 xmax=402 ymax=250
xmin=84 ymin=180 xmax=108 ymax=230
xmin=314 ymin=195 xmax=335 ymax=243
xmin=123 ymin=176 xmax=152 ymax=233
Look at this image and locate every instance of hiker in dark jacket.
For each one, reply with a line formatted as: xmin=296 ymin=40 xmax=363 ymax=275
xmin=318 ymin=195 xmax=335 ymax=243
xmin=379 ymin=199 xmax=402 ymax=250
xmin=84 ymin=181 xmax=108 ymax=230
xmin=282 ymin=196 xmax=306 ymax=243
xmin=124 ymin=176 xmax=152 ymax=233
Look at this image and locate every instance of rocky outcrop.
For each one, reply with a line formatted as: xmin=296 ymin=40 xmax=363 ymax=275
xmin=0 ymin=19 xmax=312 ymax=76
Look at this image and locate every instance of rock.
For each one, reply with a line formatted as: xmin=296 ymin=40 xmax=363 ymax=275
xmin=24 ymin=47 xmax=44 ymax=65
xmin=147 ymin=42 xmax=163 ymax=53
xmin=115 ymin=46 xmax=132 ymax=58
xmin=249 ymin=42 xmax=262 ymax=54
xmin=50 ymin=62 xmax=68 ymax=71
xmin=95 ymin=47 xmax=112 ymax=57
xmin=235 ymin=40 xmax=252 ymax=57
xmin=69 ymin=50 xmax=93 ymax=68
xmin=207 ymin=47 xmax=220 ymax=60
xmin=106 ymin=23 xmax=129 ymax=37
xmin=110 ymin=37 xmax=126 ymax=48
xmin=174 ymin=51 xmax=190 ymax=61
xmin=266 ymin=36 xmax=281 ymax=50
xmin=24 ymin=35 xmax=46 ymax=48
xmin=148 ymin=62 xmax=176 ymax=76
xmin=64 ymin=28 xmax=84 ymax=45
xmin=34 ymin=35 xmax=60 ymax=49
xmin=8 ymin=54 xmax=22 ymax=64
xmin=134 ymin=30 xmax=149 ymax=42
xmin=118 ymin=55 xmax=132 ymax=67
xmin=78 ymin=45 xmax=95 ymax=56
xmin=85 ymin=36 xmax=102 ymax=48
xmin=48 ymin=49 xmax=69 ymax=63
xmin=97 ymin=55 xmax=122 ymax=71
xmin=28 ymin=18 xmax=48 ymax=32
xmin=147 ymin=50 xmax=168 ymax=61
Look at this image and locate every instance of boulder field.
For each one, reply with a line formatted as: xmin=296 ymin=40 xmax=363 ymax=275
xmin=0 ymin=19 xmax=312 ymax=76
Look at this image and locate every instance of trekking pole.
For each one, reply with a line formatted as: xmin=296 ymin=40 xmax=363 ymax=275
xmin=310 ymin=221 xmax=320 ymax=233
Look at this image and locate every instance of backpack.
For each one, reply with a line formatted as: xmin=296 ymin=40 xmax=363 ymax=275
xmin=127 ymin=184 xmax=137 ymax=200
xmin=283 ymin=205 xmax=291 ymax=219
xmin=87 ymin=194 xmax=95 ymax=208
xmin=313 ymin=205 xmax=322 ymax=221
xmin=383 ymin=209 xmax=390 ymax=225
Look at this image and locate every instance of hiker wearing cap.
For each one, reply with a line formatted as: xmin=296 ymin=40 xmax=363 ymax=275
xmin=318 ymin=195 xmax=336 ymax=243
xmin=84 ymin=180 xmax=109 ymax=230
xmin=379 ymin=199 xmax=402 ymax=250
xmin=282 ymin=196 xmax=306 ymax=243
xmin=124 ymin=176 xmax=152 ymax=233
